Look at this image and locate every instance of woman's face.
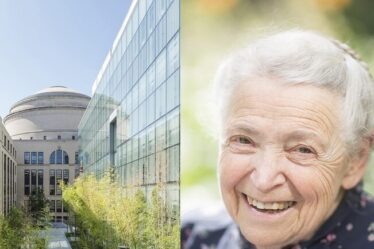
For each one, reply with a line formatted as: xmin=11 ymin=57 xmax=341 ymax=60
xmin=219 ymin=79 xmax=351 ymax=248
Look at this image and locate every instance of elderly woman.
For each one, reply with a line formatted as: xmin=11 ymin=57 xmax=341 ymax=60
xmin=182 ymin=30 xmax=374 ymax=249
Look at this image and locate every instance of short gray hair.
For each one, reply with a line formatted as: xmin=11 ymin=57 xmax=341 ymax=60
xmin=215 ymin=29 xmax=374 ymax=151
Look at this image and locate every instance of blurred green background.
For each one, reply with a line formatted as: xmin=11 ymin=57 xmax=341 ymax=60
xmin=181 ymin=0 xmax=374 ymax=213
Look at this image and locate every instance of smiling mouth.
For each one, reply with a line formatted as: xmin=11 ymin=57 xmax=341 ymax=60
xmin=244 ymin=194 xmax=297 ymax=214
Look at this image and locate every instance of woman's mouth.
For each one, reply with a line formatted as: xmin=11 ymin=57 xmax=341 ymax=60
xmin=245 ymin=194 xmax=297 ymax=214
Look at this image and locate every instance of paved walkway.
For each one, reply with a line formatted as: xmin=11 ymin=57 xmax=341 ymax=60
xmin=46 ymin=224 xmax=72 ymax=249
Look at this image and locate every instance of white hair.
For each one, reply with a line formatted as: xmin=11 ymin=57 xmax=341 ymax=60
xmin=215 ymin=29 xmax=374 ymax=151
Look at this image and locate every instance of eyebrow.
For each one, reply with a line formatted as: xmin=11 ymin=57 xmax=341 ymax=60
xmin=225 ymin=123 xmax=261 ymax=136
xmin=225 ymin=124 xmax=326 ymax=146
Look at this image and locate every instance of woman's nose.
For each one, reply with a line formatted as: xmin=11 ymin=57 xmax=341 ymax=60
xmin=250 ymin=151 xmax=286 ymax=193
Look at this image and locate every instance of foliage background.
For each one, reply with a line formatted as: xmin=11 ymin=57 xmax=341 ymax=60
xmin=181 ymin=0 xmax=374 ymax=214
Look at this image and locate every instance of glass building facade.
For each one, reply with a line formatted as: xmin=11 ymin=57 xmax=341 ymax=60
xmin=78 ymin=0 xmax=179 ymax=209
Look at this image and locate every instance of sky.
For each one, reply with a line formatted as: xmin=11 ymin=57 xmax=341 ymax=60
xmin=0 ymin=0 xmax=132 ymax=118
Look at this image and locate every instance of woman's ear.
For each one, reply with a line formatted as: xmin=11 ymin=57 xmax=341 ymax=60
xmin=342 ymin=136 xmax=372 ymax=190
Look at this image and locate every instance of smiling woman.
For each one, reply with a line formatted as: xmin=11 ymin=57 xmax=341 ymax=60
xmin=182 ymin=30 xmax=374 ymax=249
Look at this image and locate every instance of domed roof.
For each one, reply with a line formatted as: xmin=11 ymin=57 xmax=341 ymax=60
xmin=3 ymin=85 xmax=91 ymax=139
xmin=35 ymin=86 xmax=82 ymax=95
xmin=6 ymin=86 xmax=91 ymax=115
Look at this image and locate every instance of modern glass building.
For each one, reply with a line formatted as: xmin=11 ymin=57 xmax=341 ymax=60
xmin=78 ymin=0 xmax=179 ymax=209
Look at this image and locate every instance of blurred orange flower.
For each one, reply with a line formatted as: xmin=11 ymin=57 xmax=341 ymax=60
xmin=313 ymin=0 xmax=351 ymax=11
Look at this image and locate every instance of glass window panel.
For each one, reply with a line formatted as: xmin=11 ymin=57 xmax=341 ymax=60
xmin=56 ymin=150 xmax=62 ymax=164
xmin=132 ymin=4 xmax=139 ymax=33
xmin=156 ymin=14 xmax=167 ymax=55
xmin=156 ymin=118 xmax=166 ymax=152
xmin=132 ymin=108 xmax=139 ymax=135
xmin=133 ymin=54 xmax=139 ymax=83
xmin=147 ymin=31 xmax=156 ymax=66
xmin=139 ymin=131 xmax=147 ymax=158
xmin=56 ymin=200 xmax=62 ymax=213
xmin=50 ymin=200 xmax=55 ymax=213
xmin=147 ymin=154 xmax=156 ymax=184
xmin=155 ymin=82 xmax=166 ymax=119
xmin=49 ymin=169 xmax=55 ymax=195
xmin=75 ymin=152 xmax=79 ymax=165
xmin=156 ymin=150 xmax=166 ymax=182
xmin=132 ymin=83 xmax=139 ymax=111
xmin=155 ymin=49 xmax=166 ymax=87
xmin=63 ymin=151 xmax=69 ymax=164
xmin=166 ymin=0 xmax=179 ymax=42
xmin=38 ymin=169 xmax=43 ymax=190
xmin=24 ymin=152 xmax=30 ymax=164
xmin=126 ymin=140 xmax=132 ymax=164
xmin=156 ymin=0 xmax=167 ymax=22
xmin=147 ymin=125 xmax=155 ymax=155
xmin=139 ymin=101 xmax=147 ymax=131
xmin=139 ymin=0 xmax=147 ymax=22
xmin=38 ymin=152 xmax=44 ymax=164
xmin=24 ymin=170 xmax=30 ymax=196
xmin=147 ymin=1 xmax=155 ymax=37
xmin=167 ymin=69 xmax=179 ymax=111
xmin=132 ymin=135 xmax=139 ymax=161
xmin=31 ymin=152 xmax=37 ymax=164
xmin=31 ymin=170 xmax=37 ymax=194
xmin=139 ymin=74 xmax=146 ymax=104
xmin=56 ymin=169 xmax=62 ymax=195
xmin=147 ymin=62 xmax=156 ymax=96
xmin=63 ymin=169 xmax=69 ymax=185
xmin=126 ymin=91 xmax=132 ymax=115
xmin=147 ymin=92 xmax=155 ymax=125
xmin=167 ymin=109 xmax=179 ymax=147
xmin=167 ymin=33 xmax=179 ymax=77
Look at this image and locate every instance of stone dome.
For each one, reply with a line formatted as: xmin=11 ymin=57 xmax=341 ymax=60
xmin=4 ymin=86 xmax=91 ymax=140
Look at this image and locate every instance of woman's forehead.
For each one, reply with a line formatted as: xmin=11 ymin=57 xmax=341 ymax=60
xmin=224 ymin=79 xmax=342 ymax=136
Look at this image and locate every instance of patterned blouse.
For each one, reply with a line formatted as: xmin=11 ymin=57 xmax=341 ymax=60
xmin=182 ymin=184 xmax=374 ymax=249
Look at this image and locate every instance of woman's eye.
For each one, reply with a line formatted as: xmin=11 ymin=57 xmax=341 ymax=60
xmin=237 ymin=137 xmax=252 ymax=144
xmin=295 ymin=146 xmax=314 ymax=154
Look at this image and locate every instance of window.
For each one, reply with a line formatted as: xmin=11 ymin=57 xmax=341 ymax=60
xmin=38 ymin=152 xmax=44 ymax=164
xmin=50 ymin=200 xmax=55 ymax=213
xmin=50 ymin=149 xmax=69 ymax=165
xmin=167 ymin=145 xmax=179 ymax=182
xmin=167 ymin=33 xmax=179 ymax=77
xmin=49 ymin=170 xmax=55 ymax=195
xmin=166 ymin=0 xmax=179 ymax=42
xmin=31 ymin=170 xmax=37 ymax=195
xmin=75 ymin=152 xmax=79 ymax=165
xmin=43 ymin=136 xmax=47 ymax=140
xmin=24 ymin=170 xmax=30 ymax=195
xmin=155 ymin=83 xmax=166 ymax=119
xmin=156 ymin=118 xmax=166 ymax=152
xmin=37 ymin=169 xmax=43 ymax=190
xmin=24 ymin=152 xmax=30 ymax=164
xmin=155 ymin=50 xmax=166 ymax=87
xmin=110 ymin=118 xmax=117 ymax=166
xmin=167 ymin=110 xmax=179 ymax=147
xmin=58 ymin=135 xmax=61 ymax=140
xmin=147 ymin=93 xmax=155 ymax=125
xmin=50 ymin=151 xmax=55 ymax=164
xmin=56 ymin=150 xmax=62 ymax=164
xmin=72 ymin=135 xmax=75 ymax=140
xmin=63 ymin=151 xmax=69 ymax=164
xmin=56 ymin=200 xmax=62 ymax=212
xmin=31 ymin=152 xmax=37 ymax=164
xmin=63 ymin=169 xmax=69 ymax=185
xmin=167 ymin=70 xmax=179 ymax=111
xmin=56 ymin=170 xmax=62 ymax=195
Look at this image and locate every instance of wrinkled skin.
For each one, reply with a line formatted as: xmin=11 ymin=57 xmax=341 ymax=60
xmin=218 ymin=78 xmax=370 ymax=249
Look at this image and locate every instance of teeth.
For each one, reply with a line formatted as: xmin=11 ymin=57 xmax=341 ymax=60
xmin=246 ymin=196 xmax=294 ymax=210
